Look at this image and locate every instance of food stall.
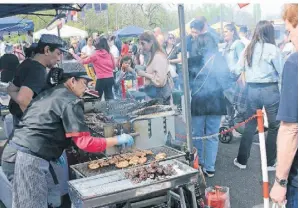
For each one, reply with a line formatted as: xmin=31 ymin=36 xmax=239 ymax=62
xmin=0 ymin=4 xmax=207 ymax=208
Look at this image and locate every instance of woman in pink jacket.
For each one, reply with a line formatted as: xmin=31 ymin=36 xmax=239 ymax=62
xmin=70 ymin=38 xmax=115 ymax=100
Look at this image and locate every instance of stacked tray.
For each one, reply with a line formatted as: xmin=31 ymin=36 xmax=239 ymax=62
xmin=68 ymin=159 xmax=199 ymax=208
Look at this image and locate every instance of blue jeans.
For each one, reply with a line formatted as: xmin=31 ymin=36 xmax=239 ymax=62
xmin=237 ymin=83 xmax=280 ymax=166
xmin=192 ymin=115 xmax=221 ymax=172
xmin=286 ymin=185 xmax=298 ymax=208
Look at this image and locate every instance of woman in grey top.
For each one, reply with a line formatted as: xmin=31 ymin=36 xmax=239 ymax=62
xmin=223 ymin=23 xmax=245 ymax=72
xmin=233 ymin=21 xmax=283 ymax=170
xmin=222 ymin=23 xmax=245 ymax=122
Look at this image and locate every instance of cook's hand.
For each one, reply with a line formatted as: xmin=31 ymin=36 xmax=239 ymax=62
xmin=270 ymin=182 xmax=287 ymax=206
xmin=116 ymin=134 xmax=134 ymax=146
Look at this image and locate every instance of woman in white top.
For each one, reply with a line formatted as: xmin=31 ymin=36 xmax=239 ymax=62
xmin=81 ymin=37 xmax=96 ymax=59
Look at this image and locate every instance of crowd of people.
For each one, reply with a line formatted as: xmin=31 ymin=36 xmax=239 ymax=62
xmin=0 ymin=3 xmax=297 ymax=208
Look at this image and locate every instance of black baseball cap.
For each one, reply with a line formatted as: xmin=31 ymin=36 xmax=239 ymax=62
xmin=61 ymin=60 xmax=92 ymax=81
xmin=38 ymin=34 xmax=68 ymax=53
xmin=190 ymin=19 xmax=205 ymax=32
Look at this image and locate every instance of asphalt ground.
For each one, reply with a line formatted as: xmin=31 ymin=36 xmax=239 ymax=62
xmin=206 ymin=132 xmax=275 ymax=208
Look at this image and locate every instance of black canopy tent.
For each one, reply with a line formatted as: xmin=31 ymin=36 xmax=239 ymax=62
xmin=0 ymin=4 xmax=84 ymax=18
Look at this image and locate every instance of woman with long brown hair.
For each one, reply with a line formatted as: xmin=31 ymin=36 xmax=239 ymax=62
xmin=136 ymin=31 xmax=172 ymax=104
xmin=233 ymin=20 xmax=283 ymax=170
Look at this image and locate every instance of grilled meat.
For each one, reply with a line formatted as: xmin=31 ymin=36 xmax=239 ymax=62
xmin=125 ymin=161 xmax=176 ymax=183
xmin=115 ymin=160 xmax=129 ymax=168
xmin=134 ymin=151 xmax=147 ymax=157
xmin=143 ymin=150 xmax=154 ymax=155
xmin=121 ymin=153 xmax=134 ymax=160
xmin=108 ymin=157 xmax=119 ymax=165
xmin=138 ymin=157 xmax=147 ymax=165
xmin=155 ymin=153 xmax=167 ymax=161
xmin=129 ymin=156 xmax=140 ymax=165
xmin=88 ymin=163 xmax=100 ymax=170
xmin=99 ymin=160 xmax=110 ymax=167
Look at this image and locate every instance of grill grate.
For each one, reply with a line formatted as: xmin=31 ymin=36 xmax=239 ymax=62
xmin=71 ymin=146 xmax=186 ymax=178
xmin=69 ymin=159 xmax=197 ymax=198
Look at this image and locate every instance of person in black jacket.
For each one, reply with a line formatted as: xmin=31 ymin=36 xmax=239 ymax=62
xmin=0 ymin=45 xmax=19 ymax=83
xmin=190 ymin=32 xmax=234 ymax=178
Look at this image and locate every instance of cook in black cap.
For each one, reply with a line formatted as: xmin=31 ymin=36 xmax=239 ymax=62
xmin=1 ymin=60 xmax=134 ymax=207
xmin=7 ymin=34 xmax=67 ymax=126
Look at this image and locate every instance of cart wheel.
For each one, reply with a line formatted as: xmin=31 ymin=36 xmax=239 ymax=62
xmin=219 ymin=127 xmax=233 ymax=143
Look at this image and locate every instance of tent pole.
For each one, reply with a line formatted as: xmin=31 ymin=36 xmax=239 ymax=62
xmin=55 ymin=9 xmax=63 ymax=66
xmin=178 ymin=4 xmax=194 ymax=166
xmin=56 ymin=9 xmax=61 ymax=38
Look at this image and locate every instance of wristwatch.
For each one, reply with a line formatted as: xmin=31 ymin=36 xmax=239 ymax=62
xmin=275 ymin=176 xmax=288 ymax=187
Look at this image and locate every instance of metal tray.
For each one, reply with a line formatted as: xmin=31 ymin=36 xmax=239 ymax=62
xmin=70 ymin=145 xmax=186 ymax=178
xmin=68 ymin=159 xmax=199 ymax=208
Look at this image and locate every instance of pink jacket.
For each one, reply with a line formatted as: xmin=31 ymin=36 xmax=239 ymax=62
xmin=80 ymin=49 xmax=115 ymax=79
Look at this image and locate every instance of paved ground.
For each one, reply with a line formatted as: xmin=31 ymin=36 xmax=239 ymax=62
xmin=174 ymin=115 xmax=275 ymax=208
xmin=206 ymin=132 xmax=275 ymax=208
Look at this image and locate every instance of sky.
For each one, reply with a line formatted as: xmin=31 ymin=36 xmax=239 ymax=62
xmin=163 ymin=2 xmax=285 ymax=19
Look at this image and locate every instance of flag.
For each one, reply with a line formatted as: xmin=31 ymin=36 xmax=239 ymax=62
xmin=94 ymin=3 xmax=108 ymax=14
xmin=85 ymin=4 xmax=93 ymax=10
xmin=101 ymin=4 xmax=108 ymax=11
xmin=94 ymin=4 xmax=102 ymax=14
xmin=238 ymin=3 xmax=250 ymax=9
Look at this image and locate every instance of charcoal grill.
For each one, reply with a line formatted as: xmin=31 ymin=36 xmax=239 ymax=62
xmin=68 ymin=159 xmax=199 ymax=208
xmin=83 ymin=99 xmax=178 ymax=156
xmin=70 ymin=145 xmax=186 ymax=178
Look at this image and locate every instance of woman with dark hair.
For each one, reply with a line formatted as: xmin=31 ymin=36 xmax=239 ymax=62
xmin=233 ymin=20 xmax=283 ymax=170
xmin=136 ymin=31 xmax=172 ymax=104
xmin=223 ymin=23 xmax=245 ymax=71
xmin=70 ymin=37 xmax=115 ymax=100
xmin=190 ymin=32 xmax=234 ymax=177
xmin=80 ymin=36 xmax=95 ymax=59
xmin=222 ymin=23 xmax=246 ymax=125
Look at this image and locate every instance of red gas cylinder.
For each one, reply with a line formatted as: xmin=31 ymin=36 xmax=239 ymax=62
xmin=205 ymin=186 xmax=230 ymax=208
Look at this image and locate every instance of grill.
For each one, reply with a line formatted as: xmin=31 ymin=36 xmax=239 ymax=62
xmin=84 ymin=99 xmax=172 ymax=116
xmin=70 ymin=145 xmax=186 ymax=178
xmin=68 ymin=159 xmax=199 ymax=208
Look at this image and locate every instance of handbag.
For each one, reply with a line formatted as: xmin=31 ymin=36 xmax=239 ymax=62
xmin=144 ymin=74 xmax=173 ymax=99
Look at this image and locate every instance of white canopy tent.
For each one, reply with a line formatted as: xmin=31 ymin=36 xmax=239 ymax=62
xmin=33 ymin=25 xmax=88 ymax=40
